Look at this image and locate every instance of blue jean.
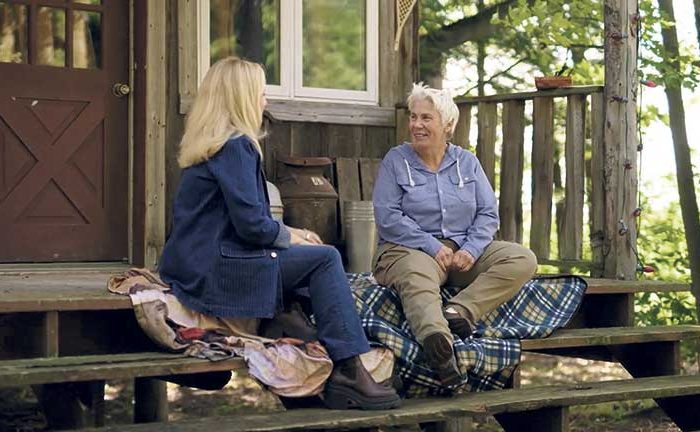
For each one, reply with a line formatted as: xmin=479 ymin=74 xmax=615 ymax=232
xmin=278 ymin=245 xmax=370 ymax=361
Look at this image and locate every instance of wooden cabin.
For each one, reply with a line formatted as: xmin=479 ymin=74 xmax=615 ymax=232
xmin=2 ymin=1 xmax=699 ymax=431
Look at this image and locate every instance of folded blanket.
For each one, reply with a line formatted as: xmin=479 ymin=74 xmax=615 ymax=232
xmin=349 ymin=274 xmax=587 ymax=397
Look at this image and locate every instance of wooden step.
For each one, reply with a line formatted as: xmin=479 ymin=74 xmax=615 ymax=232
xmin=0 ymin=352 xmax=245 ymax=388
xmin=584 ymin=278 xmax=689 ymax=294
xmin=86 ymin=374 xmax=700 ymax=432
xmin=0 ymin=272 xmax=690 ymax=313
xmin=2 ymin=326 xmax=696 ymax=388
xmin=521 ymin=325 xmax=700 ymax=351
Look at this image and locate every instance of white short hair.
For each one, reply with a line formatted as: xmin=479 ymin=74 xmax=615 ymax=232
xmin=406 ymin=82 xmax=460 ymax=138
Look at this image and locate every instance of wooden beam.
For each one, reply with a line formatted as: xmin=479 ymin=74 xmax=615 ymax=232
xmin=453 ymin=104 xmax=472 ymax=150
xmin=452 ymin=86 xmax=604 ymax=106
xmin=521 ymin=325 xmax=700 ymax=351
xmin=134 ymin=378 xmax=168 ymax=423
xmin=177 ymin=0 xmax=198 ymax=114
xmin=89 ymin=375 xmax=700 ymax=432
xmin=396 ymin=108 xmax=411 ymax=144
xmin=266 ymin=101 xmax=396 ymax=127
xmin=378 ymin=1 xmax=398 ymax=107
xmin=530 ymin=97 xmax=555 ymax=259
xmin=603 ymin=0 xmax=638 ymax=279
xmin=590 ymin=93 xmax=605 ymax=277
xmin=359 ymin=158 xmax=383 ymax=201
xmin=496 ymin=407 xmax=570 ymax=432
xmin=476 ymin=102 xmax=497 ymax=186
xmin=41 ymin=311 xmax=59 ymax=357
xmin=560 ymin=95 xmax=586 ymax=259
xmin=499 ymin=100 xmax=525 ymax=243
xmin=144 ymin=0 xmax=168 ymax=269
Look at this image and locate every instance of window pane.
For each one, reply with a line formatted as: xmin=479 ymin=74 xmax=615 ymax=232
xmin=37 ymin=7 xmax=66 ymax=67
xmin=302 ymin=0 xmax=366 ymax=91
xmin=0 ymin=2 xmax=28 ymax=63
xmin=210 ymin=0 xmax=281 ymax=86
xmin=73 ymin=11 xmax=101 ymax=68
xmin=74 ymin=0 xmax=102 ymax=5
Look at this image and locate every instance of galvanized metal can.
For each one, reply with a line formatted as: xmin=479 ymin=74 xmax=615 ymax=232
xmin=344 ymin=200 xmax=376 ymax=273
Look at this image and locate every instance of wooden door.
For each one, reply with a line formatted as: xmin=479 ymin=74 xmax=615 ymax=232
xmin=0 ymin=0 xmax=129 ymax=262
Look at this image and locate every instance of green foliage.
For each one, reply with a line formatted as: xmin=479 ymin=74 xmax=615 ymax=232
xmin=420 ymin=0 xmax=700 ymax=96
xmin=638 ymin=0 xmax=700 ymax=91
xmin=635 ymin=190 xmax=696 ymax=327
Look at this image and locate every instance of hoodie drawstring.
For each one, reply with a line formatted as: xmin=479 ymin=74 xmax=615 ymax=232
xmin=456 ymin=157 xmax=464 ymax=188
xmin=403 ymin=158 xmax=415 ymax=187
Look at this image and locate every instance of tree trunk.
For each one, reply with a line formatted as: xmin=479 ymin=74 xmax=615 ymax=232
xmin=658 ymin=0 xmax=700 ymax=319
xmin=694 ymin=0 xmax=700 ymax=55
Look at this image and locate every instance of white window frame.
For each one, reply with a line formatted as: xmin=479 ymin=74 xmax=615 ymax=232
xmin=199 ymin=0 xmax=378 ymax=105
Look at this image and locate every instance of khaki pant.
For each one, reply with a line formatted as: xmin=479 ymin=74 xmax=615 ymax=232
xmin=372 ymin=240 xmax=537 ymax=344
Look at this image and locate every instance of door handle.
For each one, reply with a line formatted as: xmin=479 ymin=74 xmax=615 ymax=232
xmin=112 ymin=83 xmax=131 ymax=97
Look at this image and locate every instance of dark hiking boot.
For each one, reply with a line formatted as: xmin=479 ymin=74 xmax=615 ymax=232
xmin=443 ymin=306 xmax=475 ymax=340
xmin=423 ymin=333 xmax=463 ymax=387
xmin=323 ymin=356 xmax=402 ymax=410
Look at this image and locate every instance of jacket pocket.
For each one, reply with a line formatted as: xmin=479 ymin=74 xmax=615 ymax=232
xmin=448 ymin=172 xmax=476 ymax=202
xmin=220 ymin=243 xmax=267 ymax=258
xmin=397 ymin=171 xmax=428 ymax=192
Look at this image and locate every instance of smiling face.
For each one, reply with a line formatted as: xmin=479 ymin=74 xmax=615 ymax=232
xmin=409 ymin=98 xmax=449 ymax=150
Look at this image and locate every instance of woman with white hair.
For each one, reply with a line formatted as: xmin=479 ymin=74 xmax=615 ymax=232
xmin=159 ymin=57 xmax=400 ymax=410
xmin=372 ymin=83 xmax=537 ymax=386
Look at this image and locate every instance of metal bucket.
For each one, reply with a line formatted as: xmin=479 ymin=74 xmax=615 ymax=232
xmin=266 ymin=181 xmax=284 ymax=222
xmin=344 ymin=201 xmax=377 ymax=273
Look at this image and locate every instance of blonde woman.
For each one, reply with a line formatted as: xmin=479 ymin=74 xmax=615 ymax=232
xmin=159 ymin=58 xmax=400 ymax=410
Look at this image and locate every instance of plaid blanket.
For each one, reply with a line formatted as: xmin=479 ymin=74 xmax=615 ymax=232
xmin=348 ymin=274 xmax=587 ymax=397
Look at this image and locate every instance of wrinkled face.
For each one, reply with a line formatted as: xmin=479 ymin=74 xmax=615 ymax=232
xmin=409 ymin=99 xmax=448 ymax=149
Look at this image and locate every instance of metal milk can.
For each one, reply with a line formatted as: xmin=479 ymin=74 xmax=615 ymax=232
xmin=276 ymin=156 xmax=338 ymax=244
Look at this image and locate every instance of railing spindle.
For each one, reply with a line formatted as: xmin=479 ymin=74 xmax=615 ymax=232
xmin=499 ymin=100 xmax=525 ymax=243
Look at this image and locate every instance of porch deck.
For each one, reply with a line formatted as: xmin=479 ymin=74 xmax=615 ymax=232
xmin=0 ymin=271 xmax=688 ymax=313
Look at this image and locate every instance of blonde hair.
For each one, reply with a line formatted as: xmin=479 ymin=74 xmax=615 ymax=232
xmin=178 ymin=57 xmax=266 ymax=168
xmin=407 ymin=82 xmax=460 ymax=138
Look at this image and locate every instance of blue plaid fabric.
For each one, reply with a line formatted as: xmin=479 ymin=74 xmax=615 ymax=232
xmin=348 ymin=274 xmax=587 ymax=397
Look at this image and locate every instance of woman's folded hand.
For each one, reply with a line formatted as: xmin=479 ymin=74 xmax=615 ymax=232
xmin=451 ymin=250 xmax=475 ymax=272
xmin=289 ymin=227 xmax=324 ymax=245
xmin=434 ymin=246 xmax=454 ymax=272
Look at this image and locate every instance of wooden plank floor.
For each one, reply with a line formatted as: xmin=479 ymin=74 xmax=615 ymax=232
xmin=89 ymin=375 xmax=700 ymax=432
xmin=0 ymin=272 xmax=691 ymax=313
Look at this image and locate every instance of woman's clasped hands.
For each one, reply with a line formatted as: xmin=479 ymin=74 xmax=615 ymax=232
xmin=434 ymin=246 xmax=475 ymax=273
xmin=289 ymin=227 xmax=323 ymax=246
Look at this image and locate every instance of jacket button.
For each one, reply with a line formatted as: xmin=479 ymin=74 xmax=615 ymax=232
xmin=270 ymin=252 xmax=278 ymax=258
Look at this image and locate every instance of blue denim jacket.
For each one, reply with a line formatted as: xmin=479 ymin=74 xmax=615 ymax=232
xmin=373 ymin=143 xmax=498 ymax=259
xmin=159 ymin=135 xmax=290 ymax=318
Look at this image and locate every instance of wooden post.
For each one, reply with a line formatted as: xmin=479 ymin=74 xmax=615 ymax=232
xmin=590 ymin=93 xmax=606 ymax=277
xmin=134 ymin=378 xmax=169 ymax=423
xmin=530 ymin=97 xmax=555 ymax=260
xmin=612 ymin=341 xmax=700 ymax=430
xmin=495 ymin=407 xmax=570 ymax=432
xmin=602 ymin=0 xmax=638 ymax=279
xmin=499 ymin=100 xmax=525 ymax=243
xmin=560 ymin=95 xmax=586 ymax=259
xmin=453 ymin=104 xmax=472 ymax=150
xmin=144 ymin=0 xmax=168 ymax=269
xmin=476 ymin=102 xmax=497 ymax=187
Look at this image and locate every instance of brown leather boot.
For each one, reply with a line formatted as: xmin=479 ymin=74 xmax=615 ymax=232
xmin=323 ymin=356 xmax=402 ymax=410
xmin=423 ymin=333 xmax=463 ymax=387
xmin=443 ymin=306 xmax=475 ymax=340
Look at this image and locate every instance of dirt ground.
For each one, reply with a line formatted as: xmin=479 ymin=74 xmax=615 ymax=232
xmin=0 ymin=354 xmax=695 ymax=432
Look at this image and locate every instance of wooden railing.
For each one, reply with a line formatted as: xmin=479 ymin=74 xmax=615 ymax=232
xmin=397 ymin=85 xmax=606 ymax=274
